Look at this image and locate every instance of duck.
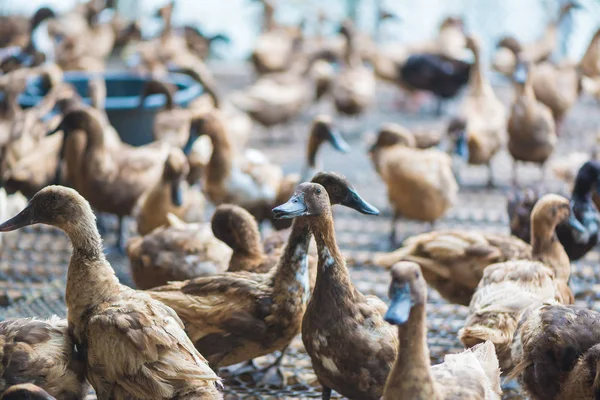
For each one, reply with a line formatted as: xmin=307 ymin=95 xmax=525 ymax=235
xmin=229 ymin=49 xmax=326 ymax=130
xmin=332 ymin=20 xmax=376 ymax=117
xmin=134 ymin=147 xmax=205 ymax=236
xmin=373 ymin=230 xmax=532 ymax=306
xmin=0 ymin=316 xmax=88 ymax=400
xmin=492 ymin=1 xmax=581 ymax=76
xmin=48 ymin=108 xmax=170 ymax=250
xmin=368 ymin=124 xmax=458 ymax=244
xmin=508 ymin=302 xmax=600 ymax=400
xmin=448 ymin=35 xmax=506 ymax=187
xmin=383 ymin=262 xmax=502 ymax=400
xmin=146 ymin=173 xmax=379 ymax=381
xmin=507 ymin=161 xmax=600 ymax=261
xmin=127 ymin=213 xmax=232 ymax=290
xmin=271 ymin=182 xmax=395 ymax=400
xmin=459 ymin=194 xmax=579 ymax=372
xmin=498 ymin=37 xmax=581 ymax=130
xmin=0 ymin=185 xmax=223 ymax=399
xmin=508 ymin=60 xmax=556 ymax=185
xmin=0 ymin=383 xmax=56 ymax=400
xmin=186 ymin=110 xmax=282 ymax=223
xmin=270 ymin=114 xmax=350 ymax=230
xmin=250 ymin=0 xmax=303 ymax=75
xmin=183 ymin=26 xmax=230 ymax=60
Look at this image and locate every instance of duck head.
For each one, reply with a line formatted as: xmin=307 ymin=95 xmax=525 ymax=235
xmin=447 ymin=117 xmax=469 ymax=160
xmin=531 ymin=194 xmax=589 ymax=244
xmin=47 ymin=109 xmax=103 ymax=184
xmin=496 ymin=36 xmax=522 ymax=56
xmin=572 ymin=160 xmax=600 ymax=201
xmin=0 ymin=185 xmax=93 ymax=232
xmin=211 ymin=204 xmax=261 ymax=255
xmin=385 ymin=261 xmax=426 ymax=325
xmin=311 ymin=171 xmax=379 ymax=215
xmin=306 ymin=115 xmax=350 ymax=168
xmin=368 ymin=124 xmax=416 ymax=154
xmin=0 ymin=383 xmax=56 ymax=400
xmin=163 ymin=148 xmax=189 ymax=207
xmin=184 ymin=112 xmax=222 ymax=155
xmin=272 ymin=182 xmax=331 ymax=219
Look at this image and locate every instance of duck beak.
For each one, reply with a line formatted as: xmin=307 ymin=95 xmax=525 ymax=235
xmin=171 ymin=180 xmax=184 ymax=207
xmin=513 ymin=62 xmax=528 ymax=85
xmin=567 ymin=209 xmax=590 ymax=244
xmin=46 ymin=121 xmax=62 ymax=136
xmin=342 ymin=187 xmax=379 ymax=215
xmin=0 ymin=206 xmax=34 ymax=232
xmin=326 ymin=129 xmax=351 ymax=153
xmin=384 ymin=282 xmax=413 ymax=325
xmin=272 ymin=193 xmax=308 ymax=219
xmin=454 ymin=131 xmax=469 ymax=160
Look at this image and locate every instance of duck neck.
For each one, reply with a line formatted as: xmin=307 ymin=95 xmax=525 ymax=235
xmin=531 ymin=218 xmax=570 ymax=282
xmin=62 ymin=210 xmax=121 ymax=334
xmin=272 ymin=218 xmax=312 ymax=308
xmin=80 ymin=117 xmax=106 ymax=152
xmin=309 ymin=212 xmax=357 ymax=306
xmin=302 ymin=136 xmax=322 ymax=181
xmin=228 ymin=222 xmax=265 ymax=272
xmin=390 ymin=303 xmax=439 ymax=399
xmin=204 ymin=118 xmax=233 ymax=184
xmin=2 ymin=92 xmax=21 ymax=118
xmin=469 ymin=42 xmax=487 ymax=96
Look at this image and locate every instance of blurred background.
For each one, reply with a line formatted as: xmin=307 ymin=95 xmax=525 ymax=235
xmin=1 ymin=0 xmax=599 ymax=63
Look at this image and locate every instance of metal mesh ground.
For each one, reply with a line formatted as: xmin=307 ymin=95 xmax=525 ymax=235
xmin=1 ymin=67 xmax=600 ymax=399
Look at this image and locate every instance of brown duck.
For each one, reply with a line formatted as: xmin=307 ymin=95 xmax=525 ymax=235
xmin=134 ymin=147 xmax=205 ymax=236
xmin=48 ymin=108 xmax=170 ymax=249
xmin=509 ymin=302 xmax=600 ymax=400
xmin=383 ymin=262 xmax=501 ymax=400
xmin=459 ymin=194 xmax=579 ymax=372
xmin=273 ymin=182 xmax=396 ymax=400
xmin=0 ymin=316 xmax=88 ymax=400
xmin=0 ymin=186 xmax=222 ymax=399
xmin=147 ymin=173 xmax=379 ymax=380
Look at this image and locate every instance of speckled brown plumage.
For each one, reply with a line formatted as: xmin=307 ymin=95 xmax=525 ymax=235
xmin=510 ymin=303 xmax=600 ymax=400
xmin=0 ymin=317 xmax=87 ymax=400
xmin=294 ymin=183 xmax=397 ymax=400
xmin=127 ymin=214 xmax=232 ymax=290
xmin=374 ymin=230 xmax=532 ymax=305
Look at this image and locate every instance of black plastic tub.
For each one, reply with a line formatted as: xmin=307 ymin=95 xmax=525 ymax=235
xmin=19 ymin=71 xmax=203 ymax=146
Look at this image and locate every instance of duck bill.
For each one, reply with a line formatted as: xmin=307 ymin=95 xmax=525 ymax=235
xmin=567 ymin=211 xmax=590 ymax=244
xmin=513 ymin=62 xmax=528 ymax=85
xmin=342 ymin=187 xmax=379 ymax=215
xmin=171 ymin=180 xmax=184 ymax=207
xmin=385 ymin=283 xmax=412 ymax=325
xmin=454 ymin=131 xmax=469 ymax=160
xmin=327 ymin=129 xmax=351 ymax=153
xmin=272 ymin=193 xmax=307 ymax=219
xmin=384 ymin=282 xmax=413 ymax=325
xmin=0 ymin=206 xmax=34 ymax=232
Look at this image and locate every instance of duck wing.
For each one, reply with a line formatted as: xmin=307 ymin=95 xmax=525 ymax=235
xmin=86 ymin=296 xmax=221 ymax=399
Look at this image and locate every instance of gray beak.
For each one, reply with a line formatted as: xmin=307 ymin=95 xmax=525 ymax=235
xmin=272 ymin=193 xmax=307 ymax=219
xmin=342 ymin=187 xmax=379 ymax=215
xmin=384 ymin=282 xmax=413 ymax=325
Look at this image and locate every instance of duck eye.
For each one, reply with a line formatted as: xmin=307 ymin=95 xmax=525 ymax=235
xmin=315 ymin=188 xmax=322 ymax=194
xmin=414 ymin=271 xmax=419 ymax=278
